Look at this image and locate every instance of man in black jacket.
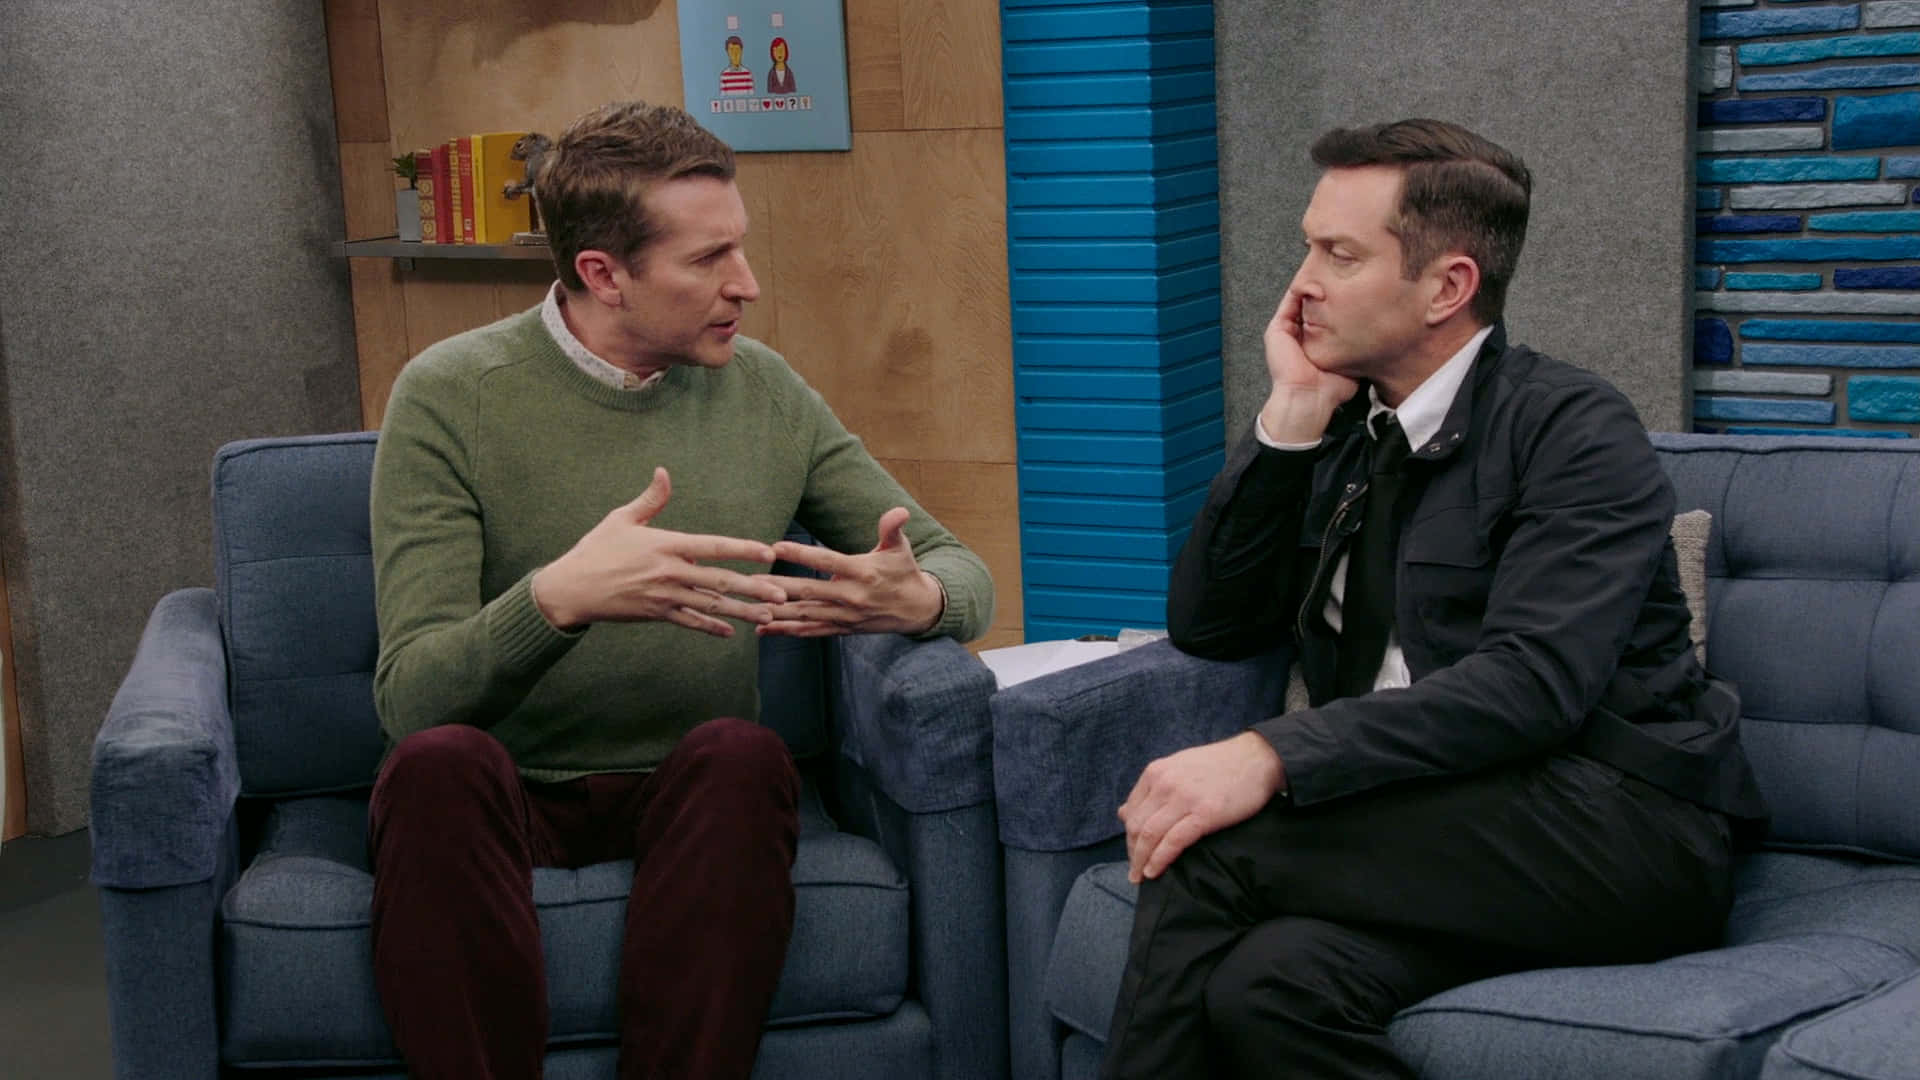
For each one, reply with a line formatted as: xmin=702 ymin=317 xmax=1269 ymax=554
xmin=1100 ymin=119 xmax=1764 ymax=1080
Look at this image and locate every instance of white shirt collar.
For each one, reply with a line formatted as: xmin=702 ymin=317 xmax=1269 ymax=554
xmin=541 ymin=282 xmax=667 ymax=392
xmin=1367 ymin=324 xmax=1494 ymax=452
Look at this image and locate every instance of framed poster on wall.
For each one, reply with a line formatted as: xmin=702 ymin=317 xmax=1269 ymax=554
xmin=676 ymin=0 xmax=852 ymax=151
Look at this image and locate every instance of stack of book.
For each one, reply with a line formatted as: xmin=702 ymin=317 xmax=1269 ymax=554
xmin=410 ymin=131 xmax=536 ymax=245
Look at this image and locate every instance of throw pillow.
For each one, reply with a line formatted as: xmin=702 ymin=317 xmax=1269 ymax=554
xmin=1670 ymin=509 xmax=1712 ymax=664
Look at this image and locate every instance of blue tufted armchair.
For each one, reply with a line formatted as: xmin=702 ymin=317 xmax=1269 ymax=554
xmin=89 ymin=432 xmax=1008 ymax=1080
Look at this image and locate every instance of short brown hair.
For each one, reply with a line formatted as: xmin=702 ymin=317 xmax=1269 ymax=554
xmin=537 ymin=101 xmax=736 ymax=291
xmin=1310 ymin=119 xmax=1532 ymax=323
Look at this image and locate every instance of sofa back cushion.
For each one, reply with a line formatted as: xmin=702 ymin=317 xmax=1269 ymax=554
xmin=215 ymin=434 xmax=386 ymax=796
xmin=213 ymin=433 xmax=830 ymax=797
xmin=1653 ymin=434 xmax=1920 ymax=860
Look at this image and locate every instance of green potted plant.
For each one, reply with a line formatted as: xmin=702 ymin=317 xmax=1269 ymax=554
xmin=390 ymin=153 xmax=422 ymax=242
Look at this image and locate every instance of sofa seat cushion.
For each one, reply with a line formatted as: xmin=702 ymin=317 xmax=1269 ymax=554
xmin=1759 ymin=968 xmax=1920 ymax=1080
xmin=1390 ymin=852 xmax=1920 ymax=1080
xmin=1389 ymin=941 xmax=1914 ymax=1080
xmin=1046 ymin=853 xmax=1920 ymax=1080
xmin=218 ymin=795 xmax=909 ymax=1067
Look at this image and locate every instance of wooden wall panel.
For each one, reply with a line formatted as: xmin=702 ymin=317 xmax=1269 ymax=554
xmin=972 ymin=628 xmax=1023 ymax=652
xmin=494 ymin=273 xmax=558 ymax=316
xmin=901 ymin=0 xmax=1003 ymax=130
xmin=397 ymin=262 xmax=556 ymax=356
xmin=874 ymin=457 xmax=925 ymax=501
xmin=847 ymin=0 xmax=905 ymax=132
xmin=396 ymin=263 xmax=510 ymax=363
xmin=917 ymin=461 xmax=1023 ymax=644
xmin=340 ymin=141 xmax=400 ymax=241
xmin=355 ymin=260 xmax=558 ymax=428
xmin=763 ymin=129 xmax=1012 ymax=464
xmin=349 ymin=259 xmax=411 ymax=428
xmin=732 ymin=157 xmax=783 ymax=347
xmin=877 ymin=455 xmax=1022 ymax=651
xmin=325 ymin=0 xmax=390 ymax=142
xmin=378 ymin=1 xmax=686 ymax=155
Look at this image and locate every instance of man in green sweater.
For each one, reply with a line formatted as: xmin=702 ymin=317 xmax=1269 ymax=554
xmin=366 ymin=100 xmax=994 ymax=1080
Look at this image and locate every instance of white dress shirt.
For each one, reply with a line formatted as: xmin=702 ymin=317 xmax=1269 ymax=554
xmin=1253 ymin=325 xmax=1495 ymax=691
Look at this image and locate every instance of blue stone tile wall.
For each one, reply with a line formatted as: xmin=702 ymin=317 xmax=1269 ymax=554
xmin=1002 ymin=0 xmax=1225 ymax=640
xmin=1696 ymin=0 xmax=1920 ymax=437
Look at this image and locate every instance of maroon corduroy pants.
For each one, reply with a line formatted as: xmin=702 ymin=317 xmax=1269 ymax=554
xmin=367 ymin=718 xmax=801 ymax=1080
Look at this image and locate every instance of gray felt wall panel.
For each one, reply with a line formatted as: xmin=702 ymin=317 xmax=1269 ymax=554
xmin=0 ymin=1 xmax=360 ymax=833
xmin=1215 ymin=0 xmax=1695 ymax=436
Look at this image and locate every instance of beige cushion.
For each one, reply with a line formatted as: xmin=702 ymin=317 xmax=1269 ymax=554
xmin=1285 ymin=665 xmax=1312 ymax=714
xmin=1278 ymin=510 xmax=1714 ymax=711
xmin=1670 ymin=509 xmax=1712 ymax=663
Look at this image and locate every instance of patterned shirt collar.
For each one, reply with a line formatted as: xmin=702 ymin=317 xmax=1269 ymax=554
xmin=541 ymin=282 xmax=667 ymax=392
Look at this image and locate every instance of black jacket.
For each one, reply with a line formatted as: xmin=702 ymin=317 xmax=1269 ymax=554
xmin=1169 ymin=326 xmax=1765 ymax=820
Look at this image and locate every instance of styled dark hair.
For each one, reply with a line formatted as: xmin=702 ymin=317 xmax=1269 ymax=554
xmin=537 ymin=101 xmax=736 ymax=292
xmin=1310 ymin=118 xmax=1532 ymax=323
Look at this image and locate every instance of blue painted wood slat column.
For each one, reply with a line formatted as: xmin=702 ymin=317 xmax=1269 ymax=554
xmin=1002 ymin=0 xmax=1224 ymax=641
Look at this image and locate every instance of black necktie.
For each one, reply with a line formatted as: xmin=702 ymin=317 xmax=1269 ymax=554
xmin=1336 ymin=414 xmax=1412 ymax=699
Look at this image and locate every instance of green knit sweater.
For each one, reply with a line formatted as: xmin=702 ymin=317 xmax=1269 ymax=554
xmin=370 ymin=307 xmax=993 ymax=779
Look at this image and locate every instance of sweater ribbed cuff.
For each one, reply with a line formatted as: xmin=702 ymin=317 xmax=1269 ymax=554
xmin=487 ymin=572 xmax=586 ymax=673
xmin=910 ymin=571 xmax=951 ymax=641
xmin=918 ymin=565 xmax=975 ymax=641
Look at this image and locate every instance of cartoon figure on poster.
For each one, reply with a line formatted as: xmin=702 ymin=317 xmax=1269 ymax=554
xmin=767 ymin=37 xmax=796 ymax=95
xmin=720 ymin=34 xmax=753 ymax=95
xmin=679 ymin=0 xmax=851 ymax=151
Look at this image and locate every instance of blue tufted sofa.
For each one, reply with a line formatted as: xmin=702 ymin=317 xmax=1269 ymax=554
xmin=89 ymin=431 xmax=1008 ymax=1080
xmin=994 ymin=433 xmax=1920 ymax=1080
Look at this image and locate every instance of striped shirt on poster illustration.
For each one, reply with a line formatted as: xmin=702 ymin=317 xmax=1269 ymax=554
xmin=721 ymin=66 xmax=754 ymax=95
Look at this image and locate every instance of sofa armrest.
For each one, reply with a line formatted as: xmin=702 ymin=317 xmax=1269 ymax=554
xmin=90 ymin=588 xmax=240 ymax=889
xmin=991 ymin=638 xmax=1294 ymax=852
xmin=828 ymin=633 xmax=998 ymax=814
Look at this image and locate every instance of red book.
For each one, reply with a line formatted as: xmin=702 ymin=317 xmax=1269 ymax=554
xmin=411 ymin=148 xmax=438 ymax=243
xmin=454 ymin=136 xmax=478 ymax=244
xmin=428 ymin=145 xmax=453 ymax=244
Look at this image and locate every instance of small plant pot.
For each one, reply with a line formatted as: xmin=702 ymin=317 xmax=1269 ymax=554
xmin=395 ymin=189 xmax=422 ymax=242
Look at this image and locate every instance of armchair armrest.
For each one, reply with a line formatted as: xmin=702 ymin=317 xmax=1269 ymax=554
xmin=90 ymin=588 xmax=238 ymax=1080
xmin=826 ymin=633 xmax=1007 ymax=1080
xmin=829 ymin=633 xmax=998 ymax=813
xmin=991 ymin=638 xmax=1294 ymax=852
xmin=90 ymin=588 xmax=240 ymax=889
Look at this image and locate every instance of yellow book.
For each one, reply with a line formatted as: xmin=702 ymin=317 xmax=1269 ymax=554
xmin=467 ymin=135 xmax=485 ymax=245
xmin=473 ymin=131 xmax=533 ymax=245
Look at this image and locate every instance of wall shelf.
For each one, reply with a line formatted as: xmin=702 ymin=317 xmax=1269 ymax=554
xmin=334 ymin=237 xmax=554 ymax=268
